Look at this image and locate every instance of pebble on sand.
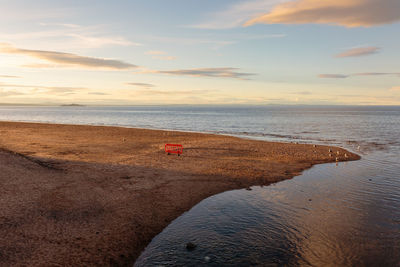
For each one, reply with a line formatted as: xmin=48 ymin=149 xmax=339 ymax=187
xmin=186 ymin=242 xmax=197 ymax=251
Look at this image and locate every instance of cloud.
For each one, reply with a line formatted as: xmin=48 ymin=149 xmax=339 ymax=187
xmin=145 ymin=50 xmax=176 ymax=61
xmin=0 ymin=23 xmax=140 ymax=49
xmin=0 ymin=43 xmax=137 ymax=70
xmin=145 ymin=50 xmax=166 ymax=55
xmin=143 ymin=33 xmax=286 ymax=51
xmin=39 ymin=22 xmax=81 ymax=28
xmin=153 ymin=56 xmax=176 ymax=61
xmin=0 ymin=75 xmax=20 ymax=78
xmin=0 ymin=82 xmax=86 ymax=95
xmin=21 ymin=63 xmax=60 ymax=68
xmin=88 ymin=92 xmax=110 ymax=95
xmin=132 ymin=89 xmax=211 ymax=96
xmin=318 ymin=74 xmax=349 ymax=79
xmin=146 ymin=34 xmax=285 ymax=50
xmin=144 ymin=67 xmax=255 ymax=80
xmin=335 ymin=46 xmax=380 ymax=57
xmin=354 ymin=72 xmax=400 ymax=77
xmin=44 ymin=87 xmax=79 ymax=95
xmin=191 ymin=0 xmax=283 ymax=29
xmin=244 ymin=0 xmax=400 ymax=27
xmin=318 ymin=72 xmax=400 ymax=78
xmin=239 ymin=33 xmax=287 ymax=39
xmin=145 ymin=35 xmax=236 ymax=49
xmin=390 ymin=86 xmax=400 ymax=91
xmin=0 ymin=89 xmax=26 ymax=97
xmin=0 ymin=84 xmax=80 ymax=97
xmin=126 ymin=82 xmax=155 ymax=88
xmin=295 ymin=91 xmax=312 ymax=95
xmin=66 ymin=33 xmax=140 ymax=47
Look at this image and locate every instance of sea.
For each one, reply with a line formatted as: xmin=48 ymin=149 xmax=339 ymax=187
xmin=0 ymin=105 xmax=399 ymax=266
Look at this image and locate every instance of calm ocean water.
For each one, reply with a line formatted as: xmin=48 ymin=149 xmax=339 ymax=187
xmin=0 ymin=105 xmax=399 ymax=266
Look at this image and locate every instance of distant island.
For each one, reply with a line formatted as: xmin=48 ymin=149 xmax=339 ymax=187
xmin=61 ymin=104 xmax=85 ymax=107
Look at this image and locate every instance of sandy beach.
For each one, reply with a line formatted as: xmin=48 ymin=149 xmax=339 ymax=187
xmin=0 ymin=121 xmax=360 ymax=266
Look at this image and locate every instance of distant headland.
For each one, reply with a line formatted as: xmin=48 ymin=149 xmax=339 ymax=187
xmin=61 ymin=104 xmax=85 ymax=107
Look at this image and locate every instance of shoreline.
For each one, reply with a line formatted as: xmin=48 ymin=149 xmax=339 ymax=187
xmin=0 ymin=119 xmax=358 ymax=153
xmin=0 ymin=121 xmax=360 ymax=266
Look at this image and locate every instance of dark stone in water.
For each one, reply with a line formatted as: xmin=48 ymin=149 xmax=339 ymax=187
xmin=186 ymin=242 xmax=197 ymax=251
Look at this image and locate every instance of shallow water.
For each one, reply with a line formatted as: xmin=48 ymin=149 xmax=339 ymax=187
xmin=135 ymin=152 xmax=400 ymax=266
xmin=0 ymin=105 xmax=399 ymax=266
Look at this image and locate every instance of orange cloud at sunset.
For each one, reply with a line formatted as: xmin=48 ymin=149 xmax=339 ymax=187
xmin=244 ymin=0 xmax=400 ymax=27
xmin=0 ymin=43 xmax=137 ymax=70
xmin=335 ymin=47 xmax=380 ymax=58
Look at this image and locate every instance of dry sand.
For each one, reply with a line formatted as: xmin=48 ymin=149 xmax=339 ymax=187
xmin=0 ymin=121 xmax=360 ymax=266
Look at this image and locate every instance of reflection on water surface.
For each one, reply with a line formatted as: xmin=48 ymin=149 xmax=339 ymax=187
xmin=135 ymin=153 xmax=400 ymax=266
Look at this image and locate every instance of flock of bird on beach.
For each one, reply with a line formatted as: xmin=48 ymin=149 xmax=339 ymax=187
xmin=327 ymin=145 xmax=360 ymax=162
xmin=327 ymin=148 xmax=348 ymax=162
xmin=121 ymin=136 xmax=361 ymax=163
xmin=311 ymin=143 xmax=360 ymax=163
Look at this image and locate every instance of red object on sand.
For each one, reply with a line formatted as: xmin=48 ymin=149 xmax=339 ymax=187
xmin=165 ymin=144 xmax=183 ymax=155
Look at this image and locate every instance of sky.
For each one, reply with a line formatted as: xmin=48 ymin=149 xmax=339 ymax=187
xmin=0 ymin=0 xmax=399 ymax=105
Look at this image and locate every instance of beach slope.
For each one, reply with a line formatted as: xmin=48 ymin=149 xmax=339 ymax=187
xmin=0 ymin=121 xmax=360 ymax=266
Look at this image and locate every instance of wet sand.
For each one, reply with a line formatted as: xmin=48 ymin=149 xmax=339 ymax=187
xmin=0 ymin=121 xmax=360 ymax=266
